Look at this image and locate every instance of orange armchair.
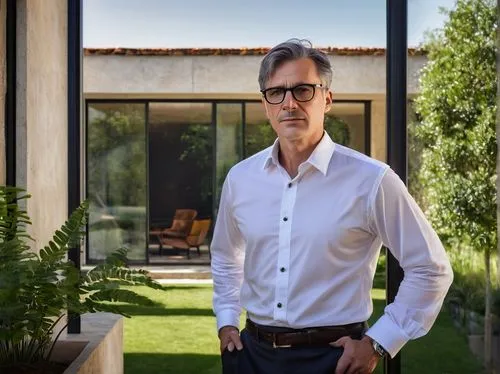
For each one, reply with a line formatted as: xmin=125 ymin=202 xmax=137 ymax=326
xmin=158 ymin=218 xmax=212 ymax=259
xmin=163 ymin=209 xmax=198 ymax=238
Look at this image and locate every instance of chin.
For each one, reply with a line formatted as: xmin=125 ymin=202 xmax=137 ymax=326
xmin=280 ymin=129 xmax=306 ymax=141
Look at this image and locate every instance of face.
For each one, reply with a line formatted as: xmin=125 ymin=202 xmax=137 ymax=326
xmin=262 ymin=58 xmax=332 ymax=144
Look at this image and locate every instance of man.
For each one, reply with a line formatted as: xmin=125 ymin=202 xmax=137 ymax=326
xmin=211 ymin=39 xmax=453 ymax=374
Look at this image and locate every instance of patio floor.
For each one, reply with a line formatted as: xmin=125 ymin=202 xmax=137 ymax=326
xmin=82 ymin=245 xmax=212 ymax=280
xmin=147 ymin=244 xmax=211 ymax=266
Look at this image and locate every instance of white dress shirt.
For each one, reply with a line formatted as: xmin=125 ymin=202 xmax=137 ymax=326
xmin=211 ymin=132 xmax=453 ymax=358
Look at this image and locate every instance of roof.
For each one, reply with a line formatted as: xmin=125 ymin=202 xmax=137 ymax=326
xmin=84 ymin=47 xmax=425 ymax=57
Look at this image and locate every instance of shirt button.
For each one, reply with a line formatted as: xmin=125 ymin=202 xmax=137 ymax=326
xmin=280 ymin=267 xmax=286 ymax=272
xmin=277 ymin=302 xmax=282 ymax=308
xmin=288 ymin=183 xmax=292 ymax=188
xmin=283 ymin=217 xmax=288 ymax=222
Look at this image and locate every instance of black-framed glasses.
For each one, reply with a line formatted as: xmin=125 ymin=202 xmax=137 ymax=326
xmin=261 ymin=83 xmax=324 ymax=104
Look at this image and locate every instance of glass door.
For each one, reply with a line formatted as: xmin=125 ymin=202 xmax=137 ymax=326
xmin=86 ymin=102 xmax=147 ymax=262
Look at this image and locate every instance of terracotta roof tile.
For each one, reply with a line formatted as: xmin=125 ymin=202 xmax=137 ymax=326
xmin=84 ymin=47 xmax=426 ymax=57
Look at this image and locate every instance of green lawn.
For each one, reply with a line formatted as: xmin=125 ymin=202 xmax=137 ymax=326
xmin=122 ymin=285 xmax=483 ymax=374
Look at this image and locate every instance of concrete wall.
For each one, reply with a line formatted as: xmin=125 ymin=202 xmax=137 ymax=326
xmin=0 ymin=0 xmax=6 ymax=185
xmin=61 ymin=313 xmax=124 ymax=374
xmin=16 ymin=0 xmax=68 ymax=249
xmin=84 ymin=54 xmax=427 ymax=96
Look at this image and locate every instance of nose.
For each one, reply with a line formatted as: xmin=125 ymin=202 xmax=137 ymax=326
xmin=282 ymin=90 xmax=298 ymax=111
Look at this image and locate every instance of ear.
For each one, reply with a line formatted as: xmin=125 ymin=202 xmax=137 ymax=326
xmin=324 ymin=90 xmax=333 ymax=113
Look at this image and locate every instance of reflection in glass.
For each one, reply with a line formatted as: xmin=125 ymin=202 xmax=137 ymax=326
xmin=215 ymin=104 xmax=243 ymax=207
xmin=85 ymin=100 xmax=366 ymax=263
xmin=149 ymin=103 xmax=213 ymax=234
xmin=87 ymin=103 xmax=147 ymax=261
xmin=328 ymin=103 xmax=366 ymax=153
xmin=245 ymin=102 xmax=274 ymax=158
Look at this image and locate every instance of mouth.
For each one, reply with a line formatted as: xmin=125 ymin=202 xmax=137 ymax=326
xmin=280 ymin=117 xmax=305 ymax=123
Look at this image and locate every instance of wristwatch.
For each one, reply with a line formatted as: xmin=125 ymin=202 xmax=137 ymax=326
xmin=371 ymin=339 xmax=388 ymax=358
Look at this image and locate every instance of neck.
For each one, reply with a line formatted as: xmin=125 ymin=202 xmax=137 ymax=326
xmin=278 ymin=132 xmax=323 ymax=178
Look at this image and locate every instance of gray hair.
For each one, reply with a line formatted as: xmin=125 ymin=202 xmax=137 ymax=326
xmin=258 ymin=39 xmax=333 ymax=90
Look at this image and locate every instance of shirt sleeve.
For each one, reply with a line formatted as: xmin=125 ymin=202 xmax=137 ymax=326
xmin=211 ymin=171 xmax=246 ymax=332
xmin=364 ymin=168 xmax=454 ymax=358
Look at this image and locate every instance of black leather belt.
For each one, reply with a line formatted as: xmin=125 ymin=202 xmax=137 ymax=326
xmin=245 ymin=319 xmax=366 ymax=348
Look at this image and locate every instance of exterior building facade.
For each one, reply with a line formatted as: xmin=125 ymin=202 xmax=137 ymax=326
xmin=83 ymin=47 xmax=426 ymax=265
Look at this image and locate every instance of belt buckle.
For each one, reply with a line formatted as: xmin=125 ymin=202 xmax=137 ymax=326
xmin=272 ymin=333 xmax=291 ymax=348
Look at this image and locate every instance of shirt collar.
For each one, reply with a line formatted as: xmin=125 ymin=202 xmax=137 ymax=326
xmin=262 ymin=132 xmax=336 ymax=176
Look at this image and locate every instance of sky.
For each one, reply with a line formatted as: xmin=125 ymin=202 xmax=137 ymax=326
xmin=83 ymin=0 xmax=458 ymax=49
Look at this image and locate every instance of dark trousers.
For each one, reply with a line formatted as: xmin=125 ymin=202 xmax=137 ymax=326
xmin=221 ymin=328 xmax=344 ymax=374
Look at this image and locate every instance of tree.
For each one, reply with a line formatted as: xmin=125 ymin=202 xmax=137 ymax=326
xmin=413 ymin=0 xmax=497 ymax=370
xmin=496 ymin=0 xmax=500 ymax=291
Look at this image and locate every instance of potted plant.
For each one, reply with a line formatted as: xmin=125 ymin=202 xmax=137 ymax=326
xmin=0 ymin=186 xmax=164 ymax=374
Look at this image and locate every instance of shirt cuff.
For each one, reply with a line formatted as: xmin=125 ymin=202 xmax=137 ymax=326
xmin=364 ymin=314 xmax=410 ymax=358
xmin=216 ymin=308 xmax=241 ymax=332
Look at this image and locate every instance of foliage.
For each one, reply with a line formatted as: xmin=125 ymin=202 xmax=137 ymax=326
xmin=245 ymin=121 xmax=275 ymax=157
xmin=87 ymin=105 xmax=146 ymax=207
xmin=180 ymin=124 xmax=213 ymax=203
xmin=324 ymin=114 xmax=351 ymax=146
xmin=446 ymin=245 xmax=499 ymax=316
xmin=414 ymin=0 xmax=497 ymax=248
xmin=413 ymin=1 xmax=497 ymax=367
xmin=0 ymin=187 xmax=164 ymax=369
xmin=448 ymin=269 xmax=488 ymax=314
xmin=407 ymin=104 xmax=426 ymax=204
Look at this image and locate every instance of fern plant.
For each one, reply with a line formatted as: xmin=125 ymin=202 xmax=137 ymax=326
xmin=0 ymin=186 xmax=164 ymax=369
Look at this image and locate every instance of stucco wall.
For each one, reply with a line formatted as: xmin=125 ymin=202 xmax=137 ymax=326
xmin=16 ymin=0 xmax=68 ymax=249
xmin=83 ymin=54 xmax=427 ymax=96
xmin=0 ymin=0 xmax=6 ymax=185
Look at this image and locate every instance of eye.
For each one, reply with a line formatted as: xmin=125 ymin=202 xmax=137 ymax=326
xmin=294 ymin=85 xmax=313 ymax=95
xmin=268 ymin=88 xmax=284 ymax=97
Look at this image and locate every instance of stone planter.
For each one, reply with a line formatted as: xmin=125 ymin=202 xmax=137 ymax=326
xmin=53 ymin=312 xmax=124 ymax=374
xmin=49 ymin=341 xmax=89 ymax=371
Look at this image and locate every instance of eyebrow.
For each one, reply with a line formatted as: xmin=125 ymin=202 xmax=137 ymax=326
xmin=264 ymin=82 xmax=312 ymax=90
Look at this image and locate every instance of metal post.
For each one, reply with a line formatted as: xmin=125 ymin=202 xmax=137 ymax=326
xmin=67 ymin=0 xmax=83 ymax=334
xmin=6 ymin=0 xmax=17 ymax=186
xmin=146 ymin=103 xmax=151 ymax=265
xmin=385 ymin=0 xmax=407 ymax=373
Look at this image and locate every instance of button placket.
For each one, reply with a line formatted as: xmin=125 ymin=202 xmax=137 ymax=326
xmin=273 ymin=180 xmax=297 ymax=322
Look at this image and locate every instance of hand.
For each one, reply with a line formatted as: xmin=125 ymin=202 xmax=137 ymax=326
xmin=218 ymin=325 xmax=243 ymax=354
xmin=330 ymin=336 xmax=381 ymax=374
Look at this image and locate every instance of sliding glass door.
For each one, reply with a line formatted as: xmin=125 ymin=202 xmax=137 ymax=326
xmin=86 ymin=99 xmax=370 ymax=264
xmin=86 ymin=103 xmax=147 ymax=262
